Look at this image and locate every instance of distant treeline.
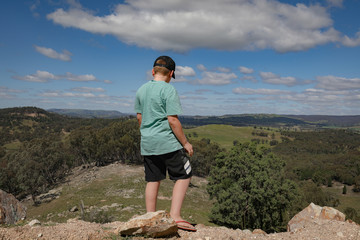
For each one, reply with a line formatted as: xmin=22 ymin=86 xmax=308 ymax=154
xmin=179 ymin=114 xmax=360 ymax=128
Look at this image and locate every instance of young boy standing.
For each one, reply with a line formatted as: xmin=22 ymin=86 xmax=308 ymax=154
xmin=134 ymin=56 xmax=196 ymax=232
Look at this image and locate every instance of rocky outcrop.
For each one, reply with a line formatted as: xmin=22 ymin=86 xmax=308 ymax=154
xmin=287 ymin=202 xmax=346 ymax=232
xmin=34 ymin=188 xmax=62 ymax=204
xmin=0 ymin=190 xmax=27 ymax=225
xmin=114 ymin=210 xmax=177 ymax=237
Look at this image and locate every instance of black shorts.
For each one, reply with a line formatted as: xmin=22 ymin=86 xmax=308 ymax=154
xmin=143 ymin=149 xmax=193 ymax=182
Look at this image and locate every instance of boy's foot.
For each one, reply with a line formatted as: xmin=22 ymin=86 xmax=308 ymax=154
xmin=175 ymin=220 xmax=197 ymax=232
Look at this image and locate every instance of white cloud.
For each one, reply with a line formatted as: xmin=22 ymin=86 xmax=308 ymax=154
xmin=0 ymin=86 xmax=25 ymax=93
xmin=260 ymin=72 xmax=297 ymax=86
xmin=63 ymin=72 xmax=97 ymax=82
xmin=239 ymin=66 xmax=254 ymax=74
xmin=71 ymin=87 xmax=105 ymax=93
xmin=192 ymin=71 xmax=237 ymax=85
xmin=176 ymin=66 xmax=196 ymax=77
xmin=341 ymin=31 xmax=360 ymax=47
xmin=0 ymin=86 xmax=25 ymax=99
xmin=12 ymin=71 xmax=99 ymax=82
xmin=197 ymin=64 xmax=207 ymax=71
xmin=47 ymin=0 xmax=348 ymax=52
xmin=34 ymin=45 xmax=72 ymax=62
xmin=39 ymin=91 xmax=97 ymax=98
xmin=233 ymin=87 xmax=290 ymax=95
xmin=260 ymin=72 xmax=312 ymax=86
xmin=326 ymin=0 xmax=344 ymax=7
xmin=216 ymin=67 xmax=231 ymax=73
xmin=241 ymin=75 xmax=258 ymax=83
xmin=12 ymin=70 xmax=58 ymax=82
xmin=316 ymin=75 xmax=360 ymax=90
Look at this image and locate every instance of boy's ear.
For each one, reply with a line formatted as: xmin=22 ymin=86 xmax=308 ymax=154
xmin=169 ymin=70 xmax=174 ymax=78
xmin=152 ymin=69 xmax=155 ymax=76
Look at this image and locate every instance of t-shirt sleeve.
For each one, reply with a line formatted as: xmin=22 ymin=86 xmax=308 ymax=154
xmin=165 ymin=87 xmax=183 ymax=116
xmin=134 ymin=90 xmax=142 ymax=113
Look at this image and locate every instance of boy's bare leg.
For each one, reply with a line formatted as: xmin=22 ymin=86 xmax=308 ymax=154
xmin=170 ymin=178 xmax=191 ymax=222
xmin=145 ymin=181 xmax=161 ymax=212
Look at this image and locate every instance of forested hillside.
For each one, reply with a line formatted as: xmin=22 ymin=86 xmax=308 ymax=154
xmin=0 ymin=107 xmax=359 ymax=229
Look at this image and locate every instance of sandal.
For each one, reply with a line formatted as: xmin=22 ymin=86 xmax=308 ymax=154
xmin=176 ymin=220 xmax=197 ymax=232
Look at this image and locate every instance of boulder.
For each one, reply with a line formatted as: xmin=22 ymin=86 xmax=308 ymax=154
xmin=287 ymin=203 xmax=346 ymax=232
xmin=0 ymin=189 xmax=27 ymax=224
xmin=114 ymin=210 xmax=177 ymax=237
xmin=34 ymin=188 xmax=61 ymax=204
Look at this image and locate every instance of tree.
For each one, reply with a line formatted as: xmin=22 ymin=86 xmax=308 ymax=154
xmin=343 ymin=185 xmax=347 ymax=194
xmin=353 ymin=176 xmax=360 ymax=192
xmin=190 ymin=138 xmax=224 ymax=177
xmin=207 ymin=142 xmax=299 ymax=232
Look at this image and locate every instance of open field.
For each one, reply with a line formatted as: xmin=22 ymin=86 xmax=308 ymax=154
xmin=322 ymin=182 xmax=360 ymax=214
xmin=184 ymin=124 xmax=282 ymax=149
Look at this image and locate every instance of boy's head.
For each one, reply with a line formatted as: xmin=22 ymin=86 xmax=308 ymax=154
xmin=153 ymin=56 xmax=176 ymax=79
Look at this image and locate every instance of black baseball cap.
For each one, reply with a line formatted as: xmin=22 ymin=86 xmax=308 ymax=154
xmin=153 ymin=56 xmax=176 ymax=79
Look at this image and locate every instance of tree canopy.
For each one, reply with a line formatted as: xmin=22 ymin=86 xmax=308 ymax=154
xmin=207 ymin=142 xmax=300 ymax=232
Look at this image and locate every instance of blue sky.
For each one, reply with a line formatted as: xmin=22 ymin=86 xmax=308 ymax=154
xmin=1 ymin=0 xmax=360 ymax=115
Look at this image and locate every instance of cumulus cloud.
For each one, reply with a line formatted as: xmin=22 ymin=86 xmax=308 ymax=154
xmin=216 ymin=67 xmax=231 ymax=73
xmin=260 ymin=72 xmax=312 ymax=86
xmin=47 ymin=0 xmax=354 ymax=52
xmin=197 ymin=64 xmax=207 ymax=71
xmin=12 ymin=70 xmax=58 ymax=82
xmin=239 ymin=66 xmax=254 ymax=74
xmin=241 ymin=75 xmax=258 ymax=83
xmin=233 ymin=87 xmax=291 ymax=95
xmin=62 ymin=72 xmax=97 ymax=82
xmin=176 ymin=66 xmax=196 ymax=77
xmin=316 ymin=75 xmax=360 ymax=90
xmin=70 ymin=87 xmax=105 ymax=93
xmin=192 ymin=71 xmax=237 ymax=85
xmin=326 ymin=0 xmax=344 ymax=7
xmin=39 ymin=91 xmax=96 ymax=98
xmin=0 ymin=86 xmax=25 ymax=99
xmin=34 ymin=45 xmax=72 ymax=61
xmin=341 ymin=31 xmax=360 ymax=47
xmin=172 ymin=66 xmax=197 ymax=83
xmin=12 ymin=70 xmax=100 ymax=82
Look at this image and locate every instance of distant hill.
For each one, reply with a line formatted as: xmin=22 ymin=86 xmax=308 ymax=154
xmin=47 ymin=108 xmax=129 ymax=119
xmin=284 ymin=115 xmax=360 ymax=127
xmin=180 ymin=114 xmax=360 ymax=128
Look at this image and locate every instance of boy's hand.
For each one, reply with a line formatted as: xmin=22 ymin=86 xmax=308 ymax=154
xmin=183 ymin=142 xmax=193 ymax=157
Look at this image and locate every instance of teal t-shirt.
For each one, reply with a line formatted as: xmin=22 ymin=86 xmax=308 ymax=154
xmin=134 ymin=80 xmax=183 ymax=155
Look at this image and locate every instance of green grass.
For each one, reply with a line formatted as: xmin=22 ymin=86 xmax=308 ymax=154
xmin=26 ymin=169 xmax=214 ymax=226
xmin=184 ymin=124 xmax=281 ymax=149
xmin=323 ymin=185 xmax=360 ymax=214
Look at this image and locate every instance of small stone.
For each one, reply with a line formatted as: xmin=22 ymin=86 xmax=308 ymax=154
xmin=243 ymin=229 xmax=252 ymax=235
xmin=337 ymin=232 xmax=344 ymax=238
xmin=252 ymin=229 xmax=266 ymax=235
xmin=69 ymin=206 xmax=78 ymax=212
xmin=28 ymin=219 xmax=41 ymax=226
xmin=38 ymin=233 xmax=43 ymax=237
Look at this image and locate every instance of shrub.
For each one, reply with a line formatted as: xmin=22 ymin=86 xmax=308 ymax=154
xmin=207 ymin=142 xmax=299 ymax=232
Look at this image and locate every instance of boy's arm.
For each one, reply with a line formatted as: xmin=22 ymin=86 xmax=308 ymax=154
xmin=167 ymin=115 xmax=193 ymax=156
xmin=137 ymin=113 xmax=142 ymax=127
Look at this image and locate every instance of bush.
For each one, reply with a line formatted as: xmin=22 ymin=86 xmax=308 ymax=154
xmin=207 ymin=142 xmax=299 ymax=232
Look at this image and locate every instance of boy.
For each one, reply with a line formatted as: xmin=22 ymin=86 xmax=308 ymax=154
xmin=134 ymin=56 xmax=196 ymax=232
